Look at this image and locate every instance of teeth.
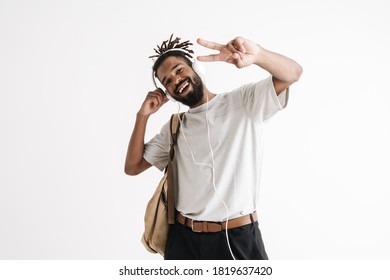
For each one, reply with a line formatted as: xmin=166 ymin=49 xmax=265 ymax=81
xmin=178 ymin=81 xmax=189 ymax=94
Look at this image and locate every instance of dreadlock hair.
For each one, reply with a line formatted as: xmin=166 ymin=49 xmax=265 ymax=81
xmin=150 ymin=34 xmax=195 ymax=76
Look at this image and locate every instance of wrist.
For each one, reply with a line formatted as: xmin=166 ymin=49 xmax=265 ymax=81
xmin=136 ymin=111 xmax=150 ymax=121
xmin=254 ymin=44 xmax=266 ymax=66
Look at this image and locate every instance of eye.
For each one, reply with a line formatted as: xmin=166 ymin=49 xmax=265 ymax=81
xmin=176 ymin=67 xmax=183 ymax=74
xmin=165 ymin=79 xmax=171 ymax=87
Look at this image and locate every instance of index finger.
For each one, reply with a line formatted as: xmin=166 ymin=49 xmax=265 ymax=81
xmin=197 ymin=38 xmax=224 ymax=51
xmin=196 ymin=54 xmax=222 ymax=62
xmin=156 ymin=87 xmax=165 ymax=95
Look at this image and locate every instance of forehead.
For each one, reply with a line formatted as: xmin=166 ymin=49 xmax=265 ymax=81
xmin=156 ymin=56 xmax=188 ymax=80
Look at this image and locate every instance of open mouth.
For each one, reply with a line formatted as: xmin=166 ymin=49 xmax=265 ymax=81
xmin=175 ymin=79 xmax=190 ymax=95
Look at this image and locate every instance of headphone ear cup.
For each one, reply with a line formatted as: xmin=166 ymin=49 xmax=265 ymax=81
xmin=152 ymin=71 xmax=177 ymax=102
xmin=192 ymin=60 xmax=205 ymax=78
xmin=165 ymin=90 xmax=177 ymax=102
xmin=192 ymin=60 xmax=206 ymax=79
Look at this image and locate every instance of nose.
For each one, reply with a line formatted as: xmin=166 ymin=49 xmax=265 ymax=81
xmin=175 ymin=76 xmax=183 ymax=85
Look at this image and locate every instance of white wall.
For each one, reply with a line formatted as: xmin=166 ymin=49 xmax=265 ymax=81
xmin=1 ymin=0 xmax=389 ymax=259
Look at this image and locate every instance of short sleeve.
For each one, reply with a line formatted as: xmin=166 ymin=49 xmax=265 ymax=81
xmin=238 ymin=76 xmax=289 ymax=122
xmin=143 ymin=120 xmax=171 ymax=171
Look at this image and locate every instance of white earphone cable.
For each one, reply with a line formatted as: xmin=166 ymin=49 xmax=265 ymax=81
xmin=176 ymin=94 xmax=236 ymax=260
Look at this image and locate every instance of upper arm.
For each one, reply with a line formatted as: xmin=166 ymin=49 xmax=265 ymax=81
xmin=272 ymin=60 xmax=303 ymax=95
xmin=124 ymin=157 xmax=152 ymax=176
xmin=138 ymin=158 xmax=153 ymax=174
xmin=272 ymin=76 xmax=291 ymax=96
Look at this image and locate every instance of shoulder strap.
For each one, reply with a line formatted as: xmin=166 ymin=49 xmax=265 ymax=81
xmin=167 ymin=113 xmax=184 ymax=224
xmin=169 ymin=112 xmax=183 ymax=160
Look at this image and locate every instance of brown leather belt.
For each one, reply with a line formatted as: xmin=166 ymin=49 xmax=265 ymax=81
xmin=176 ymin=212 xmax=258 ymax=233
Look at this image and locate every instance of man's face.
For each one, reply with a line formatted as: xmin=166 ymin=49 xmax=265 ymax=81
xmin=156 ymin=56 xmax=204 ymax=107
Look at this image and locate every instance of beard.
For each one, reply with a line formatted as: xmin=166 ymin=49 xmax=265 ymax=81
xmin=172 ymin=74 xmax=204 ymax=107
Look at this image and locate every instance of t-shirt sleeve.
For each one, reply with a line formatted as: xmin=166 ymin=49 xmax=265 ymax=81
xmin=238 ymin=75 xmax=289 ymax=122
xmin=143 ymin=120 xmax=171 ymax=171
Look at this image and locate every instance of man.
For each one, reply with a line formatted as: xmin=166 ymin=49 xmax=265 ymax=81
xmin=125 ymin=35 xmax=302 ymax=259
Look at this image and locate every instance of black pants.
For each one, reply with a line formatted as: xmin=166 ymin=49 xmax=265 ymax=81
xmin=164 ymin=221 xmax=268 ymax=260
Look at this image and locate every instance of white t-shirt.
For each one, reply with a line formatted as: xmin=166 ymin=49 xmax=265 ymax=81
xmin=144 ymin=76 xmax=288 ymax=221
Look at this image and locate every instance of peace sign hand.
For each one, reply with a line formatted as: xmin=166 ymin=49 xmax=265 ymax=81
xmin=196 ymin=37 xmax=261 ymax=68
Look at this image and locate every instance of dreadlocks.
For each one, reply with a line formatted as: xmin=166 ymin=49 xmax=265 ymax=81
xmin=149 ymin=34 xmax=194 ymax=59
xmin=150 ymin=34 xmax=195 ymax=76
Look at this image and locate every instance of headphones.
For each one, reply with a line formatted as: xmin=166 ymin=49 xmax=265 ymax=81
xmin=151 ymin=48 xmax=206 ymax=102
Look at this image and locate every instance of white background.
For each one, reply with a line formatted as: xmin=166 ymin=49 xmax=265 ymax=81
xmin=1 ymin=0 xmax=389 ymax=260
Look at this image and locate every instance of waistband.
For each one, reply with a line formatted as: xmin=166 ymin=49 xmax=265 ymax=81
xmin=176 ymin=211 xmax=258 ymax=233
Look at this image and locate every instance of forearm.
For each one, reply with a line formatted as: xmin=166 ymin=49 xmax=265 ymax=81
xmin=124 ymin=113 xmax=151 ymax=175
xmin=255 ymin=46 xmax=303 ymax=85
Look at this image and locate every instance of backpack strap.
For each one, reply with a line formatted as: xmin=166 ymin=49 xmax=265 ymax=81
xmin=167 ymin=113 xmax=184 ymax=224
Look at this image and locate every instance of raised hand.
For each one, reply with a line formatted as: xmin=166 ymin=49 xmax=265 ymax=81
xmin=196 ymin=37 xmax=261 ymax=68
xmin=138 ymin=88 xmax=169 ymax=117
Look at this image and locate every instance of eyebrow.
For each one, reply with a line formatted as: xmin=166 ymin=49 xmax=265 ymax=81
xmin=161 ymin=63 xmax=182 ymax=85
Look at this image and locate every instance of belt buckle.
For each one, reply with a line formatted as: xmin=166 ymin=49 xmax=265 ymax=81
xmin=191 ymin=220 xmax=202 ymax=232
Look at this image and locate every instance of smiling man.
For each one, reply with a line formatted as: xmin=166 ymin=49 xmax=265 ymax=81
xmin=124 ymin=35 xmax=302 ymax=260
xmin=153 ymin=48 xmax=213 ymax=108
